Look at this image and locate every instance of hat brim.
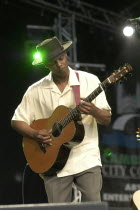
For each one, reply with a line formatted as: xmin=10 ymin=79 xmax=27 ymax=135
xmin=32 ymin=41 xmax=72 ymax=66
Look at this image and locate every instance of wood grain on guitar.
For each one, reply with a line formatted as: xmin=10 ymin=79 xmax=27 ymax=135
xmin=23 ymin=64 xmax=133 ymax=174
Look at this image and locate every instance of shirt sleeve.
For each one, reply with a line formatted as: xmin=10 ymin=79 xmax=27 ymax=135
xmin=11 ymin=87 xmax=35 ymax=125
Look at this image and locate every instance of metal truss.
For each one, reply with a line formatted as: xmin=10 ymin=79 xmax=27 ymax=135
xmin=54 ymin=13 xmax=77 ymax=63
xmin=5 ymin=0 xmax=127 ymax=71
xmin=5 ymin=0 xmax=126 ymax=70
xmin=13 ymin=0 xmax=127 ymax=33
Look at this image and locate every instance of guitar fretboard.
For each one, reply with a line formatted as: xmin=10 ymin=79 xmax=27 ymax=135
xmin=52 ymin=78 xmax=110 ymax=133
xmin=84 ymin=79 xmax=109 ymax=103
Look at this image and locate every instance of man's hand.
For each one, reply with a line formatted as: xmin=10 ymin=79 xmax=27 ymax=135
xmin=78 ymin=98 xmax=111 ymax=126
xmin=33 ymin=129 xmax=52 ymax=145
xmin=78 ymin=100 xmax=93 ymax=115
xmin=11 ymin=120 xmax=53 ymax=145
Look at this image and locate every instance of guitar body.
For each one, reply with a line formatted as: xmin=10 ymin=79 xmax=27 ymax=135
xmin=23 ymin=105 xmax=85 ymax=174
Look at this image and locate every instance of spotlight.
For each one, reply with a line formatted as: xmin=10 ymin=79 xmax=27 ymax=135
xmin=33 ymin=52 xmax=41 ymax=59
xmin=32 ymin=52 xmax=43 ymax=65
xmin=123 ymin=26 xmax=135 ymax=37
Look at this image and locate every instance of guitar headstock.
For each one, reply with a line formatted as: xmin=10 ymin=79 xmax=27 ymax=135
xmin=108 ymin=63 xmax=133 ymax=84
xmin=136 ymin=128 xmax=140 ymax=141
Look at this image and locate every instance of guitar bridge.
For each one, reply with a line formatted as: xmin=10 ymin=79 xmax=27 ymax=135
xmin=39 ymin=143 xmax=46 ymax=153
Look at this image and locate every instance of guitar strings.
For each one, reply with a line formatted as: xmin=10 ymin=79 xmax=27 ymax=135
xmin=52 ymin=84 xmax=104 ymax=134
xmin=51 ymin=66 xmax=132 ymax=134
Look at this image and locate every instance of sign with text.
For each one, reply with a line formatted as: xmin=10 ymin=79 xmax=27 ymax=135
xmin=100 ymin=130 xmax=140 ymax=208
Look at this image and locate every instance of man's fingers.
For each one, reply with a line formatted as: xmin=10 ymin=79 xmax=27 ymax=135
xmin=79 ymin=104 xmax=91 ymax=114
xmin=43 ymin=140 xmax=53 ymax=146
xmin=38 ymin=138 xmax=52 ymax=145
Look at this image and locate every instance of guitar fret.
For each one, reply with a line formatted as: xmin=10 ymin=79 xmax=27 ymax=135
xmin=102 ymin=79 xmax=109 ymax=89
xmin=85 ymin=86 xmax=102 ymax=103
xmin=58 ymin=107 xmax=79 ymax=128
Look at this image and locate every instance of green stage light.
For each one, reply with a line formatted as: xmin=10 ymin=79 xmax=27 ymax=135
xmin=33 ymin=52 xmax=41 ymax=59
xmin=104 ymin=148 xmax=112 ymax=157
xmin=33 ymin=52 xmax=43 ymax=64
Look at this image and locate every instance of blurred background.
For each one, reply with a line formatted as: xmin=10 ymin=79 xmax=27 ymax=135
xmin=0 ymin=0 xmax=140 ymax=209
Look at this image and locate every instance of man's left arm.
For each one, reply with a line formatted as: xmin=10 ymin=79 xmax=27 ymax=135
xmin=78 ymin=101 xmax=111 ymax=126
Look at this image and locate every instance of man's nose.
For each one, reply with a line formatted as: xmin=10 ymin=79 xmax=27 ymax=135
xmin=56 ymin=60 xmax=62 ymax=67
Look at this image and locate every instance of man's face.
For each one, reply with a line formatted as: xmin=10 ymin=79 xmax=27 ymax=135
xmin=44 ymin=51 xmax=69 ymax=76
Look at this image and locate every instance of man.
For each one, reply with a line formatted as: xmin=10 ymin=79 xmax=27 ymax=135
xmin=11 ymin=36 xmax=111 ymax=203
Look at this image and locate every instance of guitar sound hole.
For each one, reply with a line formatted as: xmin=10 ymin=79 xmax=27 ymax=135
xmin=52 ymin=123 xmax=63 ymax=137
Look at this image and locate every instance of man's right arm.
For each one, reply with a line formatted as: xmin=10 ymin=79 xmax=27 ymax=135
xmin=11 ymin=120 xmax=52 ymax=144
xmin=11 ymin=120 xmax=36 ymax=138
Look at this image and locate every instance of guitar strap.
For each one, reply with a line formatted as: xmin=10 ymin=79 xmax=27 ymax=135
xmin=72 ymin=71 xmax=80 ymax=105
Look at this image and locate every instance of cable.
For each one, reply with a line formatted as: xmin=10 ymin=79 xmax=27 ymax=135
xmin=21 ymin=163 xmax=29 ymax=204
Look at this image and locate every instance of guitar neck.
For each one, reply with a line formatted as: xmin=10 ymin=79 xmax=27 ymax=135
xmin=59 ymin=77 xmax=111 ymax=127
xmin=84 ymin=78 xmax=110 ymax=103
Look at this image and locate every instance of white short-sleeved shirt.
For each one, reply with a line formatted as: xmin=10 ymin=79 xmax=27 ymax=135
xmin=12 ymin=67 xmax=111 ymax=177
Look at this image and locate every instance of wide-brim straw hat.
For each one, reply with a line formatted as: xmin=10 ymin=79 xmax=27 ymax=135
xmin=32 ymin=36 xmax=72 ymax=65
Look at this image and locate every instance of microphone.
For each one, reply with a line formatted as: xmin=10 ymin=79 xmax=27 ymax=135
xmin=127 ymin=17 xmax=140 ymax=25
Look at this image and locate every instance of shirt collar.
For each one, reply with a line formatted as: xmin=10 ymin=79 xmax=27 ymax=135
xmin=42 ymin=66 xmax=80 ymax=89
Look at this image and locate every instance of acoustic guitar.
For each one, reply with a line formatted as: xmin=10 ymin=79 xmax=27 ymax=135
xmin=131 ymin=190 xmax=140 ymax=210
xmin=23 ymin=64 xmax=133 ymax=175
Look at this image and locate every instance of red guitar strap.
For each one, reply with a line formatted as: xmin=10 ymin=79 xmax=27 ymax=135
xmin=72 ymin=71 xmax=80 ymax=105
